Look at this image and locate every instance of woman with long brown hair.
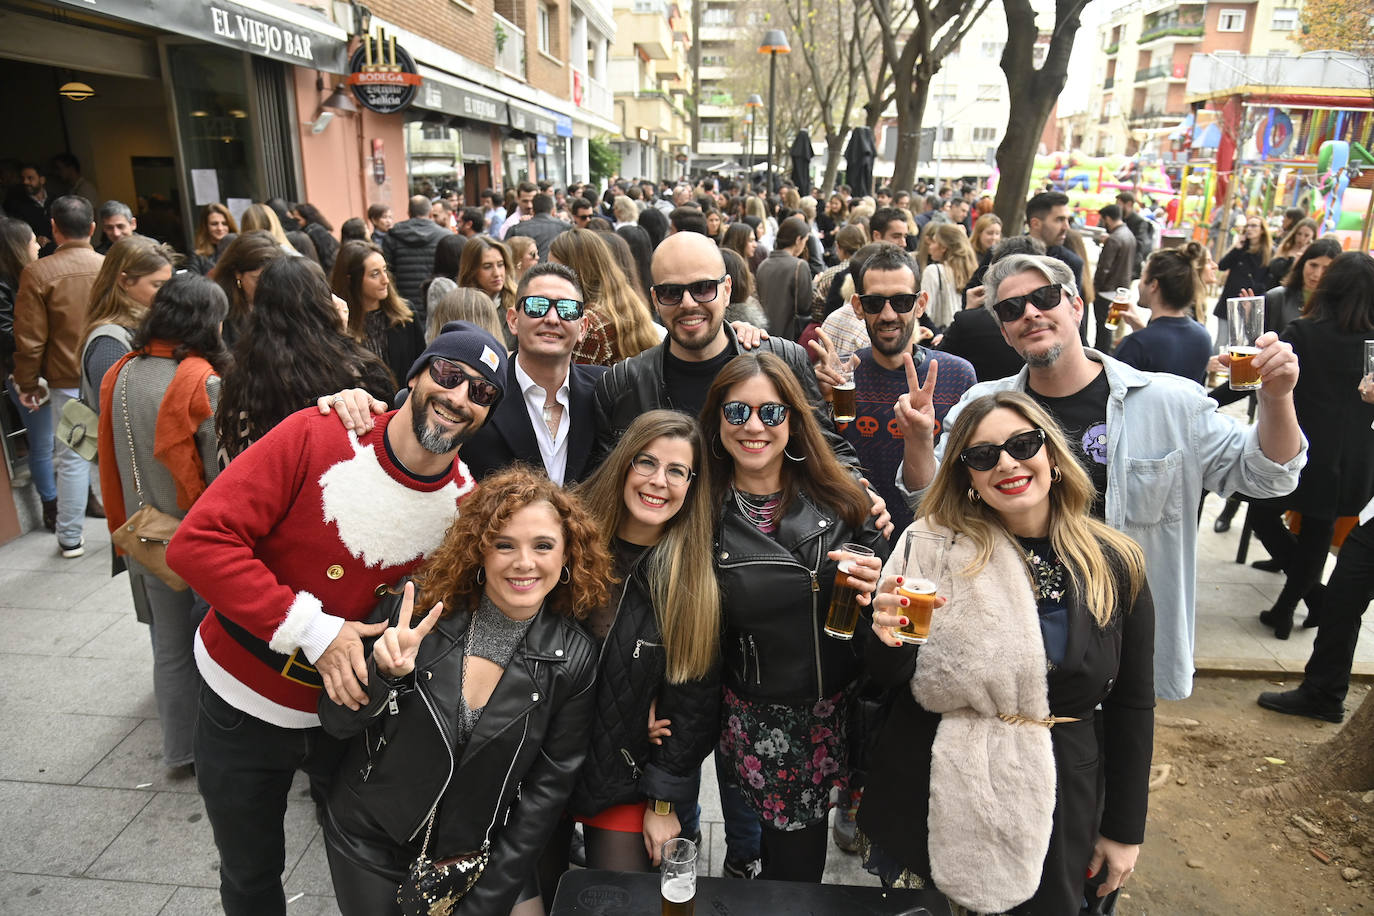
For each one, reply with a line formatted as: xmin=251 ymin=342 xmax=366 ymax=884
xmin=971 ymin=212 xmax=1002 ymax=261
xmin=550 ymin=228 xmax=661 ymax=365
xmin=459 ymin=235 xmax=517 ymax=317
xmin=208 ymin=230 xmax=285 ymax=347
xmin=330 ymin=239 xmax=424 ymax=388
xmin=189 ymin=202 xmax=238 ymax=275
xmin=861 ymin=390 xmax=1152 ymax=915
xmin=702 ymin=352 xmax=885 ymax=883
xmin=320 ymin=466 xmax=608 ymax=916
xmin=1212 ymin=213 xmax=1274 ymax=345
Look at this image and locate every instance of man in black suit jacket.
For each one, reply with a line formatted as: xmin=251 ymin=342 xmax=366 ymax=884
xmin=464 ymin=262 xmax=606 ymax=484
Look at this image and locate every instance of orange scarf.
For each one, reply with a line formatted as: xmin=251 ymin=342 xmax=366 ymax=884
xmin=99 ymin=341 xmax=216 ymax=539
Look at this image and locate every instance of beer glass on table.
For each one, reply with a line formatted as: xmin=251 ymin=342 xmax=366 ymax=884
xmin=1364 ymin=340 xmax=1374 ymax=387
xmin=824 ymin=543 xmax=876 ymax=640
xmin=831 ymin=350 xmax=858 ymax=424
xmin=1226 ymin=296 xmax=1265 ymax=391
xmin=894 ymin=530 xmax=949 ymax=645
xmin=660 ymin=837 xmax=696 ymax=916
xmin=1103 ymin=286 xmax=1131 ymax=332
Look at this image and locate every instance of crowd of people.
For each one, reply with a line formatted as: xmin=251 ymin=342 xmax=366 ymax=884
xmin=1 ymin=157 xmax=1371 ymax=916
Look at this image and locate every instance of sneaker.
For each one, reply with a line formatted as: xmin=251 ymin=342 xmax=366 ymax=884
xmin=722 ymin=857 xmax=761 ymax=879
xmin=833 ymin=796 xmax=861 ymax=853
xmin=1257 ymin=687 xmax=1344 ymax=723
xmin=59 ymin=538 xmax=84 ymax=559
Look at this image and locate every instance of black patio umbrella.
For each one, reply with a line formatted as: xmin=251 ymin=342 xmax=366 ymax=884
xmin=843 ymin=127 xmax=876 ymax=198
xmin=789 ymin=130 xmax=813 ymax=196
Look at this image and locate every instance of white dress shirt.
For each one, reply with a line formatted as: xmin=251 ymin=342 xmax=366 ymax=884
xmin=514 ymin=358 xmax=572 ymax=485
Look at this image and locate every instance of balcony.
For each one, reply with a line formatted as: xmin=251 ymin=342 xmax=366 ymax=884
xmin=1098 ymin=114 xmax=1112 ymax=124
xmin=494 ymin=13 xmax=525 ymax=78
xmin=614 ymin=4 xmax=674 ymax=59
xmin=572 ymin=68 xmax=614 ymax=120
xmin=1134 ymin=64 xmax=1171 ymax=83
xmin=1127 ymin=107 xmax=1173 ymax=127
xmin=1104 ymin=76 xmax=1114 ymax=90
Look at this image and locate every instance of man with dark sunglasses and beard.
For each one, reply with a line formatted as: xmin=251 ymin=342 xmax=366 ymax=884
xmin=890 ymin=252 xmax=1306 ymax=703
xmin=166 ymin=322 xmax=505 ymax=916
xmin=811 ymin=244 xmax=975 ymax=538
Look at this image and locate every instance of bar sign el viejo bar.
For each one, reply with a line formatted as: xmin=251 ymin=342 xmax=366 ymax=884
xmin=347 ymin=28 xmax=422 ymax=114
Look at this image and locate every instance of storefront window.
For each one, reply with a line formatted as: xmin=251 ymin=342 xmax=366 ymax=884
xmin=503 ymin=137 xmax=531 ymax=186
xmin=164 ymin=42 xmax=261 ymax=235
xmin=405 ymin=119 xmax=464 ymax=199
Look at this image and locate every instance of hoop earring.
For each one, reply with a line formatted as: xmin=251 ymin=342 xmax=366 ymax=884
xmin=967 ymin=487 xmax=982 ymax=504
xmin=784 ymin=447 xmax=806 ymax=462
xmin=1050 ymin=465 xmax=1063 ymax=483
xmin=476 ymin=567 xmax=486 ymax=585
xmin=710 ymin=439 xmax=726 ymax=460
xmin=560 ymin=566 xmax=571 ymax=584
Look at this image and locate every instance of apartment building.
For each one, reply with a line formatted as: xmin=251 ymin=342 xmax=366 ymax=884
xmin=609 ymin=0 xmax=694 ymax=181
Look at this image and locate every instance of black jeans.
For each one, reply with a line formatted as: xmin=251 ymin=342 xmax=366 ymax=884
xmin=1304 ymin=519 xmax=1374 ymax=704
xmin=194 ymin=686 xmax=345 ymax=916
xmin=1249 ymin=502 xmax=1335 ymax=613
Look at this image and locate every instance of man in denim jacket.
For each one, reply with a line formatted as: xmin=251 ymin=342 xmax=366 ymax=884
xmin=893 ymin=253 xmax=1306 ymax=700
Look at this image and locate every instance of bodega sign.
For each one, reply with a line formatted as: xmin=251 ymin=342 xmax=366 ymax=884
xmin=347 ymin=28 xmax=422 ymax=114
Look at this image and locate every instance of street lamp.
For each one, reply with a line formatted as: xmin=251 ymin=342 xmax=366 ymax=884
xmin=757 ymin=30 xmax=789 ymax=193
xmin=745 ymin=93 xmax=763 ymax=181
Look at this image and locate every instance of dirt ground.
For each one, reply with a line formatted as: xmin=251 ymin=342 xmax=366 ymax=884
xmin=1125 ymin=676 xmax=1374 ymax=915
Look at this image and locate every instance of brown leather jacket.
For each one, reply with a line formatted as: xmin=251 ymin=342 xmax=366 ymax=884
xmin=13 ymin=240 xmax=103 ymax=392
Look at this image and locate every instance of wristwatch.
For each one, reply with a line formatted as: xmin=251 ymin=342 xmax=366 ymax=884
xmin=651 ymin=799 xmax=674 ymax=816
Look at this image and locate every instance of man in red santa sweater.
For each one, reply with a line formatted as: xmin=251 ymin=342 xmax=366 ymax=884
xmin=167 ymin=321 xmax=507 ymax=916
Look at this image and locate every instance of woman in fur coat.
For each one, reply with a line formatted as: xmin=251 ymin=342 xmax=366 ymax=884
xmin=858 ymin=391 xmax=1155 ymax=915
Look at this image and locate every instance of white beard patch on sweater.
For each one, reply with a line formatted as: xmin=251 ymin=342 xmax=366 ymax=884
xmin=319 ymin=435 xmax=465 ymax=568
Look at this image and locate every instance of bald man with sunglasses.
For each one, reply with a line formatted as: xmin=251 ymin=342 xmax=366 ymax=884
xmin=890 ymin=253 xmax=1306 ymax=701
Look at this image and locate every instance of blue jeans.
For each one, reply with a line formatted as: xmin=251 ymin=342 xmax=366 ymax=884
xmin=7 ymin=380 xmax=55 ymax=502
xmin=677 ymin=747 xmax=762 ymax=864
xmin=48 ymin=388 xmax=89 ymax=545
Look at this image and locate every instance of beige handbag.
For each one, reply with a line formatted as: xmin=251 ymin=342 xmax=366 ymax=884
xmin=110 ymin=371 xmax=188 ymax=591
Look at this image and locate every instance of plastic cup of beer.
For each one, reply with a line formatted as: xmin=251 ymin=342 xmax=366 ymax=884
xmin=1104 ymin=286 xmax=1131 ymax=331
xmin=1226 ymin=295 xmax=1265 ymax=391
xmin=831 ymin=350 xmax=858 ymax=423
xmin=660 ymin=837 xmax=696 ymax=916
xmin=824 ymin=543 xmax=876 ymax=640
xmin=895 ymin=529 xmax=948 ymax=645
xmin=1364 ymin=340 xmax=1374 ymax=384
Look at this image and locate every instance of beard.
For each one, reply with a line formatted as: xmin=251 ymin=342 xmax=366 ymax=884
xmin=666 ymin=307 xmax=723 ymax=351
xmin=1023 ymin=342 xmax=1064 ymax=369
xmin=410 ymin=390 xmax=477 ymax=455
xmin=866 ymin=317 xmax=916 ymax=358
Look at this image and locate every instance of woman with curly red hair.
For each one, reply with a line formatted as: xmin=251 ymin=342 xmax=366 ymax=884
xmin=319 ymin=465 xmax=610 ymax=916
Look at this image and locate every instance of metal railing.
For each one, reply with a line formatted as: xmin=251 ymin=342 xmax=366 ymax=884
xmin=1134 ymin=64 xmax=1171 ymax=82
xmin=494 ymin=13 xmax=525 ymax=77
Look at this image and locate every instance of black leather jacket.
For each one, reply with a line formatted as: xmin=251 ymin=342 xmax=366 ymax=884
xmin=591 ymin=323 xmax=859 ymax=470
xmin=319 ymin=594 xmax=596 ymax=916
xmin=567 ymin=544 xmax=720 ymax=817
xmin=716 ymin=492 xmax=889 ymax=703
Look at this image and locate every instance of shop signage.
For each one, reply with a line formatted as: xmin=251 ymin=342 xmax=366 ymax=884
xmin=417 ymin=78 xmax=509 ymax=125
xmin=51 ymin=0 xmax=349 ymax=71
xmin=508 ymin=102 xmax=558 ymax=137
xmin=347 ymin=28 xmax=421 ymax=114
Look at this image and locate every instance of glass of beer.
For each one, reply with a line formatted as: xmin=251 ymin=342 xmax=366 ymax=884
xmin=895 ymin=529 xmax=948 ymax=645
xmin=1364 ymin=339 xmax=1374 ymax=385
xmin=1103 ymin=286 xmax=1131 ymax=331
xmin=824 ymin=543 xmax=876 ymax=639
xmin=831 ymin=350 xmax=858 ymax=424
xmin=1226 ymin=295 xmax=1265 ymax=391
xmin=660 ymin=837 xmax=696 ymax=916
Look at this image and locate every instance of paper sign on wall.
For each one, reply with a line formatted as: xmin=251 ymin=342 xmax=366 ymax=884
xmin=191 ymin=169 xmax=220 ymax=206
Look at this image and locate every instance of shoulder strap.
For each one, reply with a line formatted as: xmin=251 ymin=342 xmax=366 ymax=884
xmin=119 ymin=366 xmax=149 ymax=508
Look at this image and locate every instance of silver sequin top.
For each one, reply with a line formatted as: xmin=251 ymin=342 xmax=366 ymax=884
xmin=457 ymin=596 xmax=536 ymax=745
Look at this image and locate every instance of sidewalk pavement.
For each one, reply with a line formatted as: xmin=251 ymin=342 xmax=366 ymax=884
xmin=2 ymin=471 xmax=1369 ymax=913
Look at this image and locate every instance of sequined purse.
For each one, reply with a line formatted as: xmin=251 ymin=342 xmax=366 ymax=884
xmin=396 ymin=810 xmax=489 ymax=916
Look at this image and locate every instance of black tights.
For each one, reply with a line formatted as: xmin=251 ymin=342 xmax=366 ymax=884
xmin=759 ymin=819 xmax=829 ymax=882
xmin=1250 ymin=503 xmax=1334 ymax=614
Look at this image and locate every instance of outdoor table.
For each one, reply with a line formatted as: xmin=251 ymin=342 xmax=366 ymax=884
xmin=550 ymin=867 xmax=953 ymax=915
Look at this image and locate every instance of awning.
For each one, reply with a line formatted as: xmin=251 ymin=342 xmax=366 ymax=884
xmin=51 ymin=0 xmax=349 ymax=72
xmin=508 ymin=100 xmax=559 ymax=136
xmin=417 ymin=68 xmax=509 ymax=124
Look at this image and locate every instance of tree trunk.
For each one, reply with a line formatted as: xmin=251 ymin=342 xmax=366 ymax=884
xmin=1244 ymin=691 xmax=1374 ymax=806
xmin=822 ymin=132 xmax=845 ymax=195
xmin=890 ymin=75 xmax=931 ymax=193
xmin=992 ymin=0 xmax=1086 ymax=236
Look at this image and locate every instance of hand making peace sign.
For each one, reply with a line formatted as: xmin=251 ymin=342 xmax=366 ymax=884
xmin=373 ymin=582 xmax=445 ymax=678
xmin=893 ymin=351 xmax=939 ymax=440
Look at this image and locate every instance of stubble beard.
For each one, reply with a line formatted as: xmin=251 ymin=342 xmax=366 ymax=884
xmin=411 ymin=392 xmax=475 ymax=455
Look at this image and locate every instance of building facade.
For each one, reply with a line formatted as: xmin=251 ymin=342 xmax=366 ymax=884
xmin=609 ymin=0 xmax=694 ymax=182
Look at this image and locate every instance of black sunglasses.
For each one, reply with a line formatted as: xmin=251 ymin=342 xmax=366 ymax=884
xmin=858 ymin=293 xmax=921 ymax=315
xmin=958 ymin=428 xmax=1047 ymax=472
xmin=991 ymin=284 xmax=1063 ymax=323
xmin=428 ymin=357 xmax=501 ymax=407
xmin=721 ymin=401 xmax=789 ymax=427
xmin=653 ymin=275 xmax=726 ymax=306
xmin=519 ymin=295 xmax=585 ymax=321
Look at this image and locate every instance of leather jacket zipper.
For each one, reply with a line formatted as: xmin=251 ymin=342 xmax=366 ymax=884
xmin=809 ymin=565 xmax=823 ymax=701
xmin=409 ymin=678 xmax=457 ymax=842
xmin=487 ymin=717 xmax=530 ymax=843
xmin=719 ymin=552 xmax=827 ymax=698
xmin=747 ymin=634 xmax=762 ymax=686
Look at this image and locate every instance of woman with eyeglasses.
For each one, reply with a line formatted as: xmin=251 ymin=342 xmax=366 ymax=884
xmin=858 ymin=391 xmax=1153 ymax=915
xmin=320 ymin=466 xmax=609 ymax=916
xmin=700 ymin=352 xmax=886 ymax=883
xmin=537 ymin=411 xmax=721 ymax=898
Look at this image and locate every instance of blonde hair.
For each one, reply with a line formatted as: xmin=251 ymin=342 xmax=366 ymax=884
xmin=927 ymin=222 xmax=977 ymax=291
xmin=971 ymin=213 xmax=1003 ymax=259
xmin=239 ymin=203 xmax=292 ymax=249
xmin=576 ymin=411 xmax=720 ymax=682
xmin=920 ymin=391 xmax=1145 ymax=626
xmin=85 ymin=236 xmax=177 ymax=338
xmin=428 ymin=286 xmax=506 ymax=343
xmin=549 ymin=228 xmax=659 ymax=358
xmin=1063 ymin=229 xmax=1095 ymax=304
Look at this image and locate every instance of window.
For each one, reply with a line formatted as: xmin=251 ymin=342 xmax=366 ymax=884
xmin=421 ymin=122 xmax=449 ymax=140
xmin=980 ymin=40 xmax=1005 ymax=57
xmin=1270 ymin=8 xmax=1299 ymax=29
xmin=538 ymin=3 xmax=552 ymax=54
xmin=941 ymin=126 xmax=954 ymax=142
xmin=933 ymin=89 xmax=957 ymax=104
xmin=972 ymin=126 xmax=997 ymax=142
xmin=1217 ymin=8 xmax=1246 ymax=31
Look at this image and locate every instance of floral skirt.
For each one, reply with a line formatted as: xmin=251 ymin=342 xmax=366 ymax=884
xmin=719 ymin=685 xmax=848 ymax=832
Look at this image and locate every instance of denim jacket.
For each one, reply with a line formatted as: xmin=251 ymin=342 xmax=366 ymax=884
xmin=898 ymin=349 xmax=1307 ymax=700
